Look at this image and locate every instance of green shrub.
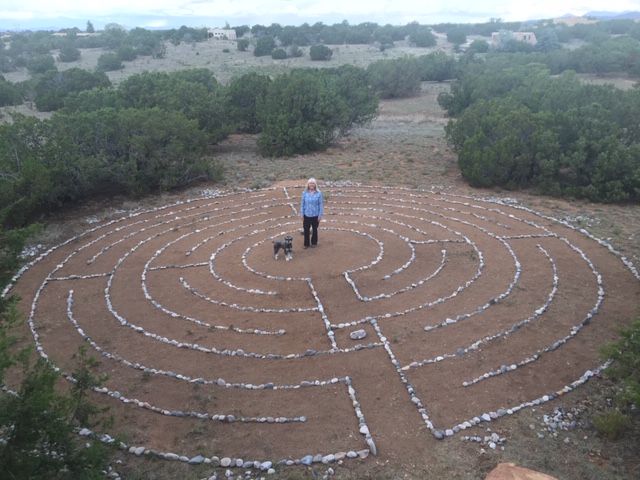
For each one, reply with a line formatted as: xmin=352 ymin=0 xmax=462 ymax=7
xmin=0 ymin=77 xmax=22 ymax=106
xmin=26 ymin=54 xmax=56 ymax=74
xmin=237 ymin=38 xmax=250 ymax=51
xmin=409 ymin=27 xmax=437 ymax=47
xmin=116 ymin=45 xmax=137 ymax=61
xmin=271 ymin=48 xmax=287 ymax=59
xmin=0 ymin=347 xmax=115 ymax=479
xmin=289 ymin=44 xmax=303 ymax=58
xmin=254 ymin=36 xmax=276 ymax=57
xmin=0 ymin=53 xmax=16 ymax=73
xmin=468 ymin=39 xmax=489 ymax=53
xmin=58 ymin=46 xmax=81 ymax=62
xmin=256 ymin=66 xmax=377 ymax=157
xmin=367 ymin=56 xmax=421 ymax=98
xmin=593 ymin=409 xmax=628 ymax=439
xmin=601 ymin=317 xmax=640 ymax=406
xmin=446 ymin=28 xmax=467 ymax=45
xmin=34 ymin=68 xmax=111 ymax=112
xmin=0 ymin=228 xmax=114 ymax=479
xmin=225 ymin=71 xmax=271 ymax=134
xmin=417 ymin=51 xmax=458 ymax=82
xmin=96 ymin=53 xmax=123 ymax=72
xmin=309 ymin=44 xmax=332 ymax=61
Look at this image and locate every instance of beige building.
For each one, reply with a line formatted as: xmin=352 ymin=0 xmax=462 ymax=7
xmin=51 ymin=32 xmax=101 ymax=37
xmin=208 ymin=29 xmax=237 ymax=40
xmin=491 ymin=31 xmax=537 ymax=46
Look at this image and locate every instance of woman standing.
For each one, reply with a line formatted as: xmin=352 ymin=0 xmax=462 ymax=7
xmin=300 ymin=178 xmax=324 ymax=249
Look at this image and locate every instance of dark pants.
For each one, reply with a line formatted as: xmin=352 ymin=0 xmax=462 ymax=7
xmin=303 ymin=215 xmax=319 ymax=247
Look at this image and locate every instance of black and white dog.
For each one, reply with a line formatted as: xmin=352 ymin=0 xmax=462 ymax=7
xmin=273 ymin=235 xmax=293 ymax=261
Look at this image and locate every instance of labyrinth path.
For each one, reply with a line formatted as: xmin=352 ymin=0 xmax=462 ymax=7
xmin=5 ymin=184 xmax=640 ymax=466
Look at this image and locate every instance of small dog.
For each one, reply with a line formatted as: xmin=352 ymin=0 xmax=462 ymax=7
xmin=273 ymin=235 xmax=293 ymax=261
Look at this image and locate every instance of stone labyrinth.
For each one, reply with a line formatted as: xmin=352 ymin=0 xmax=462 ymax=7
xmin=6 ymin=183 xmax=640 ymax=467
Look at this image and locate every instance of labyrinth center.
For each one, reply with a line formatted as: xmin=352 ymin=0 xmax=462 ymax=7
xmin=7 ymin=184 xmax=640 ymax=462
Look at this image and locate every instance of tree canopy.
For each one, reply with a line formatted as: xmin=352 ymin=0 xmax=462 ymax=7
xmin=441 ymin=58 xmax=640 ymax=202
xmin=367 ymin=56 xmax=421 ymax=98
xmin=257 ymin=66 xmax=378 ymax=156
xmin=34 ymin=68 xmax=111 ymax=111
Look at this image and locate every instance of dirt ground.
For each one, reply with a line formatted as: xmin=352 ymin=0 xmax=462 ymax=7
xmin=3 ymin=39 xmax=640 ymax=479
xmin=7 ymin=138 xmax=640 ymax=479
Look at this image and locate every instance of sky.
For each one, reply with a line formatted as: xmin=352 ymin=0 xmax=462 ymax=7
xmin=1 ymin=0 xmax=640 ymax=31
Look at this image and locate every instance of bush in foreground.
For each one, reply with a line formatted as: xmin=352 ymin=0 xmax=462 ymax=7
xmin=309 ymin=44 xmax=332 ymax=61
xmin=601 ymin=316 xmax=640 ymax=407
xmin=0 ymin=228 xmax=115 ymax=479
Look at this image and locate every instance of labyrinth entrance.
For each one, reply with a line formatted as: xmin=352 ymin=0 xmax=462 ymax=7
xmin=7 ymin=184 xmax=640 ymax=466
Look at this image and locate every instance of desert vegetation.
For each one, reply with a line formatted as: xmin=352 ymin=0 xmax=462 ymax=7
xmin=0 ymin=16 xmax=640 ymax=480
xmin=1 ymin=18 xmax=640 ymax=229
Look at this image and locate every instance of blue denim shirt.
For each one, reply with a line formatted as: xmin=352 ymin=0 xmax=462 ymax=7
xmin=300 ymin=190 xmax=324 ymax=217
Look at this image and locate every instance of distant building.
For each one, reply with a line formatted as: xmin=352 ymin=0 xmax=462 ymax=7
xmin=208 ymin=29 xmax=237 ymax=40
xmin=491 ymin=31 xmax=537 ymax=46
xmin=51 ymin=32 xmax=101 ymax=37
xmin=552 ymin=15 xmax=597 ymax=26
xmin=51 ymin=32 xmax=100 ymax=37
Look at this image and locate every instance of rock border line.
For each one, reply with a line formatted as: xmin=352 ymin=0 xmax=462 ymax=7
xmin=2 ymin=182 xmax=638 ymax=473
